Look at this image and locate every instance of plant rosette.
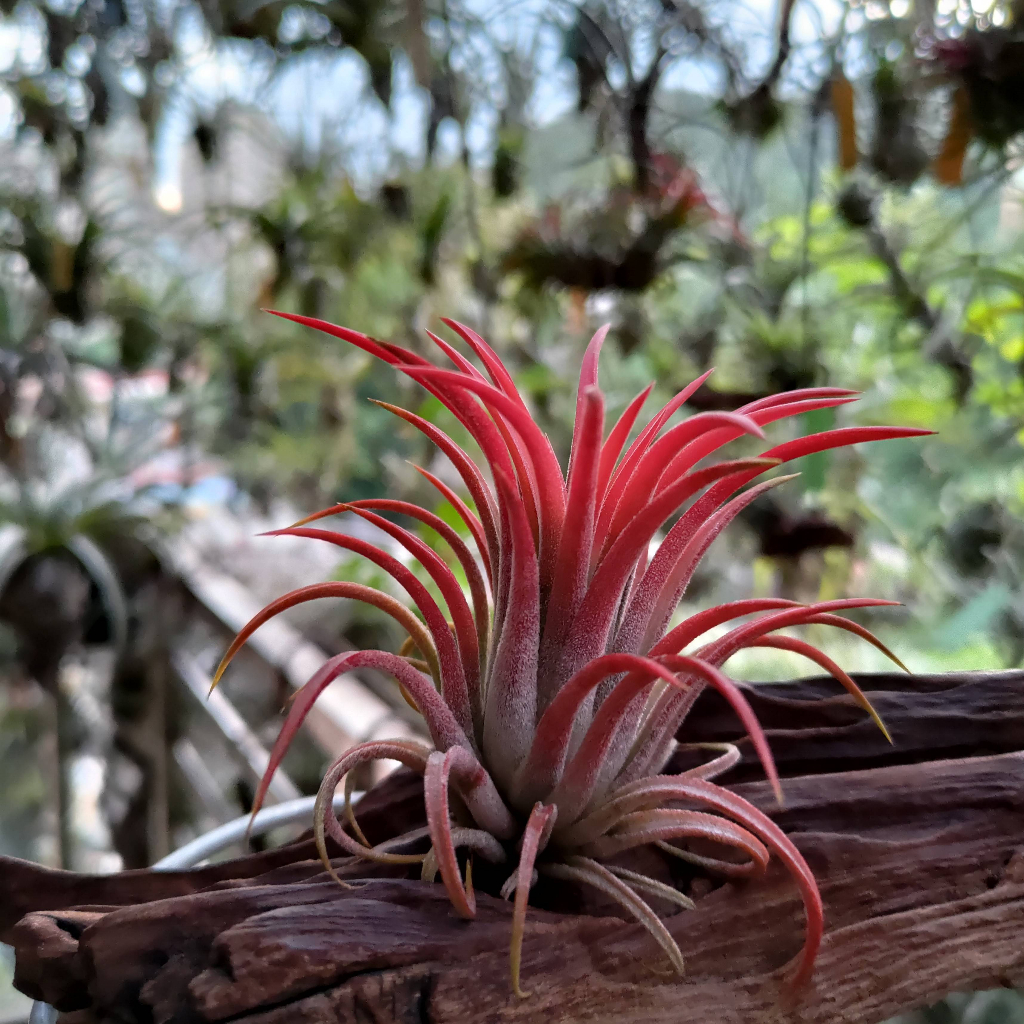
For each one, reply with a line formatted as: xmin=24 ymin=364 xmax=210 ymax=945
xmin=213 ymin=313 xmax=928 ymax=997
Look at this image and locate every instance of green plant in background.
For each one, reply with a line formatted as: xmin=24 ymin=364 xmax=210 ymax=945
xmin=0 ymin=469 xmax=149 ymax=867
xmin=889 ymin=990 xmax=1024 ymax=1024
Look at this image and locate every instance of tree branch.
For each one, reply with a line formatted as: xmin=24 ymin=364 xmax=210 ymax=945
xmin=3 ymin=672 xmax=1023 ymax=1022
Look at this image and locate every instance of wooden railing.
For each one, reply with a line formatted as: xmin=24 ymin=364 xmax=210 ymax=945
xmin=122 ymin=532 xmax=426 ymax=858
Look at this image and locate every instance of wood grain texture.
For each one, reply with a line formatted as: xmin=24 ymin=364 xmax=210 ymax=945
xmin=2 ymin=672 xmax=1023 ymax=1024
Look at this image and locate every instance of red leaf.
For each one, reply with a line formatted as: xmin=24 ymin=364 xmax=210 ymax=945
xmin=210 ymin=581 xmax=440 ymax=690
xmin=594 ymin=370 xmax=715 ymax=570
xmin=596 ymin=383 xmax=654 ymax=506
xmin=425 ymin=750 xmax=476 ymax=919
xmin=265 ymin=310 xmax=411 ymax=365
xmin=482 ymin=468 xmax=541 ymax=787
xmin=557 ymin=458 xmax=781 ymax=694
xmin=567 ymin=325 xmax=609 ymax=482
xmin=649 ymin=395 xmax=859 ymax=507
xmin=520 ymin=653 xmax=688 ymax=803
xmin=254 ymin=651 xmax=470 ymax=826
xmin=410 ymin=463 xmax=494 ymax=587
xmin=348 ymin=498 xmax=491 ymax=662
xmin=622 ymin=599 xmax=901 ymax=787
xmin=408 ymin=367 xmax=567 ymax=588
xmin=441 ymin=318 xmax=526 ymax=407
xmin=425 ymin=329 xmax=489 ymax=380
xmin=579 ymin=777 xmax=825 ymax=988
xmin=372 ymin=400 xmax=499 ymax=569
xmin=266 ymin=526 xmax=474 ymax=735
xmin=595 ymin=411 xmax=766 ymax=560
xmin=624 ymin=475 xmax=798 ymax=655
xmin=509 ymin=802 xmax=557 ymax=998
xmin=539 ymin=386 xmax=605 ymax=708
xmin=744 ymin=635 xmax=890 ymax=741
xmin=653 ymin=598 xmax=802 ymax=657
xmin=343 ymin=505 xmax=482 ymax=719
xmin=553 ymin=652 xmax=781 ymax=822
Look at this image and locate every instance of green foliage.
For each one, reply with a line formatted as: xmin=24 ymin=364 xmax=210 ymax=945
xmin=887 ymin=990 xmax=1024 ymax=1024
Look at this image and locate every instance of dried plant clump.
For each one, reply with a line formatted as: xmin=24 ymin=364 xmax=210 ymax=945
xmin=213 ymin=313 xmax=927 ymax=997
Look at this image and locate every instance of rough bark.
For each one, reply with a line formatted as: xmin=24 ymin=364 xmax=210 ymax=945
xmin=676 ymin=669 xmax=1024 ymax=780
xmin=2 ymin=671 xmax=1023 ymax=1024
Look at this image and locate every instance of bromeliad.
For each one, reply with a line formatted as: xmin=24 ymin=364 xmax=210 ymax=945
xmin=213 ymin=313 xmax=926 ymax=996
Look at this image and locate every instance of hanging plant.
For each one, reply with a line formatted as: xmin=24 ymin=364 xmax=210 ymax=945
xmin=932 ymin=27 xmax=1024 ymax=152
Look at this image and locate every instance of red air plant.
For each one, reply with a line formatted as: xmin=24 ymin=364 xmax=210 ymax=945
xmin=213 ymin=313 xmax=928 ymax=997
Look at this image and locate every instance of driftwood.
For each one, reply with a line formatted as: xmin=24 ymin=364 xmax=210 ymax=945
xmin=2 ymin=670 xmax=1023 ymax=1024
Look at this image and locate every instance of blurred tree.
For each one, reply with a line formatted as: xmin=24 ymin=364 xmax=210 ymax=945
xmin=0 ymin=0 xmax=1021 ymax=647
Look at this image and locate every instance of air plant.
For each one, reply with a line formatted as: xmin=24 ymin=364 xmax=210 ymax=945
xmin=213 ymin=312 xmax=927 ymax=997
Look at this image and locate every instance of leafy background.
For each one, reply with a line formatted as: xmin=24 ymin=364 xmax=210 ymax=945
xmin=2 ymin=0 xmax=1024 ymax=1018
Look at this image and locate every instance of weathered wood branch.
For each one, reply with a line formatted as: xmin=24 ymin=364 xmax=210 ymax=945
xmin=2 ymin=672 xmax=1023 ymax=1024
xmin=679 ymin=669 xmax=1024 ymax=780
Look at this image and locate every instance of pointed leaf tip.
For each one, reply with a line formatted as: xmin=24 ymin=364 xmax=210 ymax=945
xmin=209 ymin=657 xmax=231 ymax=693
xmin=878 ymin=713 xmax=894 ymax=745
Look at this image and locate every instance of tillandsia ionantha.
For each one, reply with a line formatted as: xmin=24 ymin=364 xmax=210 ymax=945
xmin=212 ymin=312 xmax=928 ymax=997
